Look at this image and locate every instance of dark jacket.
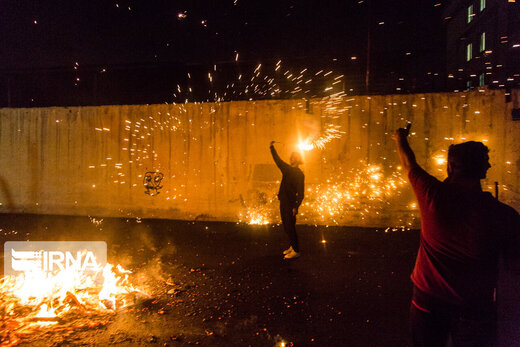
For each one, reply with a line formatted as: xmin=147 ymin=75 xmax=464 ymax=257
xmin=270 ymin=145 xmax=305 ymax=209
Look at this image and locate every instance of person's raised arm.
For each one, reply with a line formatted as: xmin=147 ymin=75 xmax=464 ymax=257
xmin=270 ymin=141 xmax=290 ymax=172
xmin=392 ymin=126 xmax=418 ymax=174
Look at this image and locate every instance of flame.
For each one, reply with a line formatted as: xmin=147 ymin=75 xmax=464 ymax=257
xmin=0 ymin=260 xmax=146 ymax=342
xmin=35 ymin=303 xmax=56 ymax=318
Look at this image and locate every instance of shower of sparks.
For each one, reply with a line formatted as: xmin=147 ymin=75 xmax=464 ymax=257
xmin=237 ymin=163 xmax=418 ymax=228
xmin=299 ymin=123 xmax=345 ymax=151
xmin=84 ymin=58 xmax=425 ymax=228
xmin=299 ymin=91 xmax=348 ymax=151
xmin=88 ymin=60 xmax=350 ymax=194
xmin=299 ymin=163 xmax=416 ymax=226
xmin=82 ymin=57 xmax=509 ymax=228
xmin=238 ymin=194 xmax=277 ymax=225
xmin=241 ymin=207 xmax=271 ymax=225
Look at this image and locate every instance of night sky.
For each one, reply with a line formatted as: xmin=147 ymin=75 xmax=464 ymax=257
xmin=1 ymin=0 xmax=443 ymax=68
xmin=0 ymin=0 xmax=445 ymax=106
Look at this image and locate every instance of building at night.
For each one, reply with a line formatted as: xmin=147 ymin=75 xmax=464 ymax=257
xmin=443 ymin=0 xmax=520 ymax=91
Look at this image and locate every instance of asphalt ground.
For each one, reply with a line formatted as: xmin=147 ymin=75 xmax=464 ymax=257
xmin=0 ymin=214 xmax=518 ymax=346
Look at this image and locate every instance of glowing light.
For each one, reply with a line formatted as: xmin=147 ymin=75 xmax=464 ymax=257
xmin=240 ymin=206 xmax=271 ymax=225
xmin=298 ymin=141 xmax=314 ymax=151
xmin=433 ymin=155 xmax=446 ymax=165
xmin=1 ymin=260 xmax=147 ymax=341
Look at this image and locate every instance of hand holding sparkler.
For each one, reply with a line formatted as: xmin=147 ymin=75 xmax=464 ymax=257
xmin=405 ymin=122 xmax=412 ymax=136
xmin=392 ymin=123 xmax=412 ymax=141
xmin=393 ymin=123 xmax=417 ymax=173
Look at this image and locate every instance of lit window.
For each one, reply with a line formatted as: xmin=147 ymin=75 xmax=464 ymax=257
xmin=479 ymin=73 xmax=485 ymax=86
xmin=480 ymin=32 xmax=486 ymax=52
xmin=480 ymin=0 xmax=486 ymax=11
xmin=467 ymin=43 xmax=473 ymax=61
xmin=467 ymin=5 xmax=474 ymax=23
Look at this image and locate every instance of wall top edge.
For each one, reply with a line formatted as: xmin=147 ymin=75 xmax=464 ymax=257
xmin=0 ymin=88 xmax=513 ymax=112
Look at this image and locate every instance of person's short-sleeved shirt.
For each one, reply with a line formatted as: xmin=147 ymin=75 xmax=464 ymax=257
xmin=408 ymin=166 xmax=520 ymax=308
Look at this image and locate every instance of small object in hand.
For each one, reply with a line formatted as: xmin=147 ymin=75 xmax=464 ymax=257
xmin=405 ymin=123 xmax=412 ymax=136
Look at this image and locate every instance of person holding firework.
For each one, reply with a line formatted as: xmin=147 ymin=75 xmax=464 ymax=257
xmin=270 ymin=141 xmax=305 ymax=259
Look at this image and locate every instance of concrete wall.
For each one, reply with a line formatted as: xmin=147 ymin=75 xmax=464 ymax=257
xmin=0 ymin=89 xmax=519 ymax=227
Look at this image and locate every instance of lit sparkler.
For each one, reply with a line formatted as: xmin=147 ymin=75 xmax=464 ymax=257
xmin=298 ymin=123 xmax=345 ymax=151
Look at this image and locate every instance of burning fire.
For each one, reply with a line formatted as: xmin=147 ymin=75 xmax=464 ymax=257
xmin=0 ymin=261 xmax=146 ymax=345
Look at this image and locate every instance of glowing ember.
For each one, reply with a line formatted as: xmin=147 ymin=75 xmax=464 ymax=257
xmin=238 ymin=162 xmax=418 ymax=228
xmin=433 ymin=154 xmax=447 ymax=165
xmin=240 ymin=206 xmax=271 ymax=225
xmin=310 ymin=123 xmax=345 ymax=150
xmin=300 ymin=163 xmax=414 ymax=225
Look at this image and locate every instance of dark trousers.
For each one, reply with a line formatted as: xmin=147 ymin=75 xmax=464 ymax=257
xmin=280 ymin=199 xmax=299 ymax=252
xmin=410 ymin=287 xmax=496 ymax=347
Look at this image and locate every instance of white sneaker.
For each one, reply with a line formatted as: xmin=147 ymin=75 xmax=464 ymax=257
xmin=283 ymin=246 xmax=293 ymax=255
xmin=284 ymin=250 xmax=300 ymax=259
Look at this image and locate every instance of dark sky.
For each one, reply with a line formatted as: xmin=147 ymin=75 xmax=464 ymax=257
xmin=0 ymin=0 xmax=444 ymax=69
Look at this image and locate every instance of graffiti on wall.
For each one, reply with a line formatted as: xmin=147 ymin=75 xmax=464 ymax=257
xmin=143 ymin=171 xmax=164 ymax=196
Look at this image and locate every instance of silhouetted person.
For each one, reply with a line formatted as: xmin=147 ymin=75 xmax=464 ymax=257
xmin=393 ymin=127 xmax=519 ymax=347
xmin=270 ymin=141 xmax=305 ymax=259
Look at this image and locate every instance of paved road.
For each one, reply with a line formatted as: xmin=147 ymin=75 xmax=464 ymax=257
xmin=1 ymin=214 xmax=418 ymax=346
xmin=1 ymin=214 xmax=516 ymax=346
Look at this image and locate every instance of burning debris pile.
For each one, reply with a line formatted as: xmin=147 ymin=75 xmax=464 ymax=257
xmin=0 ymin=262 xmax=148 ymax=346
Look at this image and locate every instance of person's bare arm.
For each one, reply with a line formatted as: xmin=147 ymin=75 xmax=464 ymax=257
xmin=392 ymin=125 xmax=418 ymax=174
